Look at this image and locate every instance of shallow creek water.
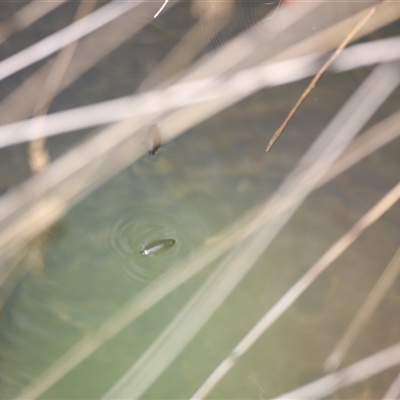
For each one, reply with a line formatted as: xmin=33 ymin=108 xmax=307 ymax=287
xmin=0 ymin=1 xmax=399 ymax=399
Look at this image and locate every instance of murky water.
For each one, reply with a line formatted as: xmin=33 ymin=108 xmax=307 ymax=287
xmin=0 ymin=1 xmax=400 ymax=399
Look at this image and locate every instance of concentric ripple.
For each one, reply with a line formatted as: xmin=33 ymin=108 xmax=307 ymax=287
xmin=105 ymin=201 xmax=211 ymax=286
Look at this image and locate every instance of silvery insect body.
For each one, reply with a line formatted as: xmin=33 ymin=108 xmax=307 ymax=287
xmin=140 ymin=239 xmax=176 ymax=256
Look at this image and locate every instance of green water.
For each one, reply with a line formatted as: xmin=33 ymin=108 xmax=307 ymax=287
xmin=0 ymin=1 xmax=400 ymax=399
xmin=1 ymin=85 xmax=400 ymax=397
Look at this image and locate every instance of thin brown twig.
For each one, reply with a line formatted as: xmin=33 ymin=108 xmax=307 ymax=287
xmin=266 ymin=1 xmax=383 ymax=152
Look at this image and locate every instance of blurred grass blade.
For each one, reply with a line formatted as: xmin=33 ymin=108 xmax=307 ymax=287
xmin=101 ymin=62 xmax=398 ymax=399
xmin=190 ymin=63 xmax=400 ymax=399
xmin=324 ymin=245 xmax=400 ymax=371
xmin=0 ymin=0 xmax=67 ymax=45
xmin=0 ymin=0 xmax=142 ymax=82
xmin=272 ymin=341 xmax=400 ymax=400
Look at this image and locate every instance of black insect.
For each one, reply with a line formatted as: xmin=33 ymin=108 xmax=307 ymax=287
xmin=146 ymin=125 xmax=162 ymax=155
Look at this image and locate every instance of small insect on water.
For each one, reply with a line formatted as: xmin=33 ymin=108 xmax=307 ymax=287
xmin=140 ymin=239 xmax=176 ymax=256
xmin=146 ymin=124 xmax=162 ymax=155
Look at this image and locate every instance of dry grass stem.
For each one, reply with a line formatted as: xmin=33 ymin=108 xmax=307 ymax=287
xmin=0 ymin=0 xmax=67 ymax=45
xmin=17 ymin=62 xmax=397 ymax=400
xmin=191 ymin=179 xmax=400 ymax=399
xmin=28 ymin=0 xmax=97 ymax=175
xmin=0 ymin=0 xmax=171 ymax=127
xmin=324 ymin=245 xmax=400 ymax=372
xmin=382 ymin=372 xmax=400 ymax=400
xmin=266 ymin=1 xmax=383 ymax=152
xmin=272 ymin=342 xmax=400 ymax=400
xmin=0 ymin=3 xmax=399 ymax=399
xmin=1 ymin=36 xmax=400 ymax=150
